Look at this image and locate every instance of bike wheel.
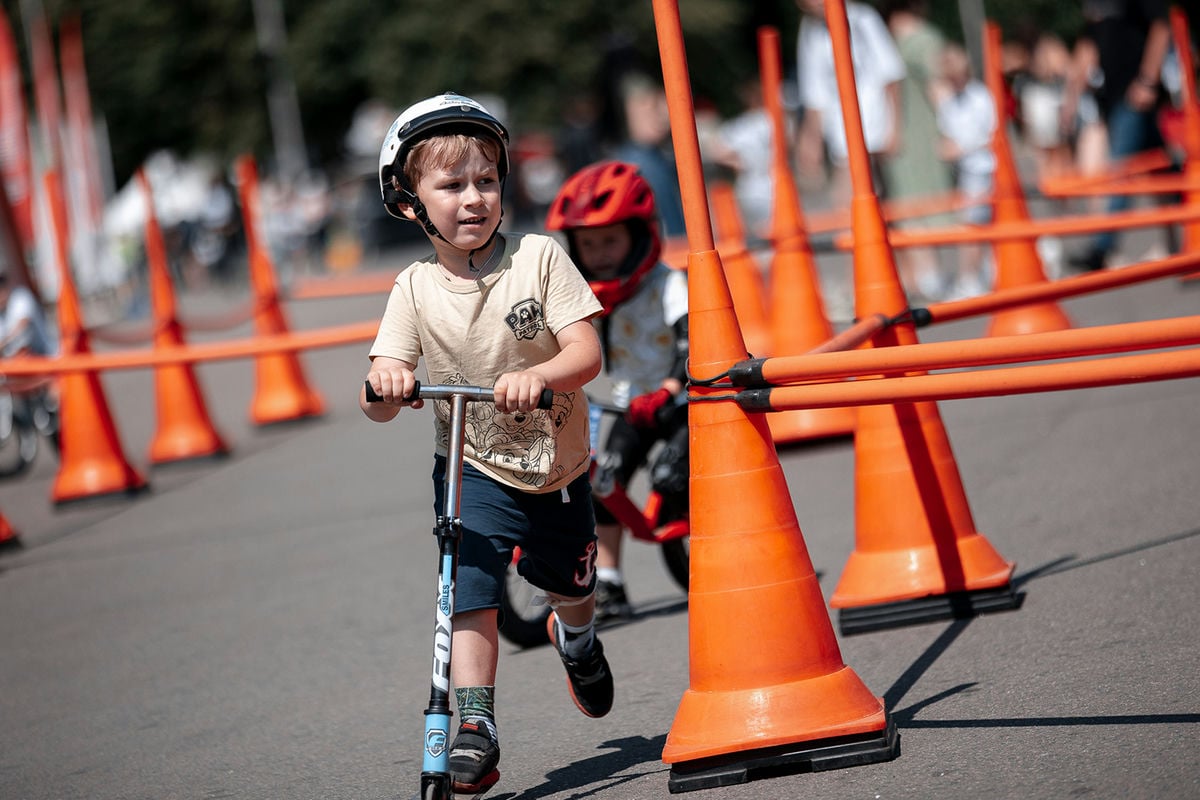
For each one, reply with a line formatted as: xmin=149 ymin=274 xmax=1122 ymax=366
xmin=0 ymin=425 xmax=37 ymax=478
xmin=497 ymin=560 xmax=552 ymax=648
xmin=31 ymin=392 xmax=61 ymax=457
xmin=660 ymin=535 xmax=690 ymax=592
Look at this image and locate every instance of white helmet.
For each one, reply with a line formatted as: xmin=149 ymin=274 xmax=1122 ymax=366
xmin=378 ymin=92 xmax=510 ymax=221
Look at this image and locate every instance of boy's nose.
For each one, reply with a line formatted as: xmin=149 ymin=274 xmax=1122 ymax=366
xmin=463 ymin=184 xmax=485 ymax=205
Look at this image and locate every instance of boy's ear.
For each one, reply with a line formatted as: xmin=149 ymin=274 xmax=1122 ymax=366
xmin=397 ymin=201 xmax=418 ymax=222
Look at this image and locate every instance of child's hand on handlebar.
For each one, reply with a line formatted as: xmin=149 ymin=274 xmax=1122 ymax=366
xmin=493 ymin=370 xmax=548 ymax=414
xmin=365 ymin=362 xmax=424 ymax=408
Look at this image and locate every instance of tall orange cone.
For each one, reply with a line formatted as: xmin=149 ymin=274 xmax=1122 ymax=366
xmin=44 ymin=170 xmax=148 ymax=505
xmin=235 ymin=156 xmax=325 ymax=425
xmin=709 ymin=181 xmax=771 ymax=356
xmin=981 ymin=21 xmax=1072 ymax=337
xmin=652 ymin=1 xmax=896 ymax=790
xmin=138 ymin=170 xmax=230 ymax=464
xmin=758 ymin=26 xmax=856 ymax=444
xmin=824 ymin=5 xmax=1018 ymax=634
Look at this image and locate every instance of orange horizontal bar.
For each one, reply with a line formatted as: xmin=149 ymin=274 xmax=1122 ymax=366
xmin=737 ymin=315 xmax=1200 ymax=386
xmin=807 ymin=313 xmax=890 ymax=355
xmin=0 ymin=319 xmax=378 ymax=376
xmin=1039 ymin=150 xmax=1174 ymax=193
xmin=288 ymin=271 xmax=397 ymax=300
xmin=831 ymin=201 xmax=1200 ymax=249
xmin=927 ymin=249 xmax=1200 ymax=324
xmin=805 ymin=190 xmax=972 ymax=234
xmin=742 ymin=348 xmax=1200 ymax=410
xmin=1039 ymin=174 xmax=1200 ymax=197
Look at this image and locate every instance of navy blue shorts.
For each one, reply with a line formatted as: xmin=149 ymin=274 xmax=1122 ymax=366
xmin=432 ymin=455 xmax=597 ymax=615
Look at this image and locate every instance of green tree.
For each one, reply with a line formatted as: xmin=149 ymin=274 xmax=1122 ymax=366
xmin=0 ymin=0 xmax=1092 ymax=188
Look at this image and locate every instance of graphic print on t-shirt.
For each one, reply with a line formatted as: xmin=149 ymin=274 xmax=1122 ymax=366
xmin=505 ymin=298 xmax=545 ymax=340
xmin=436 ymin=373 xmax=580 ymax=490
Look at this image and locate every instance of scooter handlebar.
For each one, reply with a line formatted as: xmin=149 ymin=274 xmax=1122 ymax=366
xmin=364 ymin=379 xmax=553 ymax=410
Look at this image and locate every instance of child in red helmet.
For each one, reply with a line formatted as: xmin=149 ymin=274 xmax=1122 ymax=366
xmin=545 ymin=160 xmax=689 ymax=621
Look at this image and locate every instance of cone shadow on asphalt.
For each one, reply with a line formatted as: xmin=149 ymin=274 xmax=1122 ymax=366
xmin=1011 ymin=526 xmax=1200 ymax=588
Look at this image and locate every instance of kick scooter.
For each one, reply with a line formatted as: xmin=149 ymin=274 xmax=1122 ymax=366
xmin=366 ymin=379 xmax=553 ymax=800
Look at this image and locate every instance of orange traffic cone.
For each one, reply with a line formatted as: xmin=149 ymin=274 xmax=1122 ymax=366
xmin=235 ymin=156 xmax=325 ymax=425
xmin=43 ymin=171 xmax=148 ymax=505
xmin=709 ymin=181 xmax=771 ymax=356
xmin=826 ymin=7 xmax=1018 ymax=634
xmin=0 ymin=507 xmax=20 ymax=549
xmin=981 ymin=21 xmax=1072 ymax=337
xmin=652 ymin=4 xmax=896 ymax=789
xmin=758 ymin=26 xmax=855 ymax=445
xmin=664 ymin=248 xmax=897 ymax=790
xmin=138 ymin=171 xmax=230 ymax=464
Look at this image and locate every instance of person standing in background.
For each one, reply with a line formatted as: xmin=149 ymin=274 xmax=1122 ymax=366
xmin=1063 ymin=0 xmax=1171 ymax=271
xmin=881 ymin=0 xmax=957 ymax=302
xmin=716 ymin=79 xmax=776 ymax=244
xmin=612 ymin=75 xmax=687 ymax=239
xmin=937 ymin=42 xmax=998 ymax=300
xmin=795 ymin=0 xmax=906 ymax=208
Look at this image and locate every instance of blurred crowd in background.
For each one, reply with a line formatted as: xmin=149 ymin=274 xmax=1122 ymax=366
xmin=1 ymin=0 xmax=1195 ymax=317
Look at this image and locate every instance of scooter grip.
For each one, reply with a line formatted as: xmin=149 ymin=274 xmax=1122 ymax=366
xmin=538 ymin=388 xmax=554 ymax=410
xmin=363 ymin=379 xmax=422 ymax=403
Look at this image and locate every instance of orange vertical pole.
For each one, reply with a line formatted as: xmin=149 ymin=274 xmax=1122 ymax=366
xmin=826 ymin=2 xmax=1018 ymax=633
xmin=651 ymin=0 xmax=896 ymax=790
xmin=759 ymin=25 xmax=856 ymax=443
xmin=1169 ymin=7 xmax=1200 ymax=280
xmin=45 ymin=170 xmax=148 ymax=505
xmin=980 ymin=21 xmax=1072 ymax=336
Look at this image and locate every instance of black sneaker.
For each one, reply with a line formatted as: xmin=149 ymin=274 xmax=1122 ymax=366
xmin=1067 ymin=248 xmax=1107 ymax=273
xmin=595 ymin=579 xmax=633 ymax=621
xmin=448 ymin=719 xmax=500 ymax=794
xmin=546 ymin=612 xmax=614 ymax=718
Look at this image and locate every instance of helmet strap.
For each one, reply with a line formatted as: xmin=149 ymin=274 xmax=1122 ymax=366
xmin=403 ymin=189 xmax=446 ymax=243
xmin=468 ymin=206 xmax=505 ymax=271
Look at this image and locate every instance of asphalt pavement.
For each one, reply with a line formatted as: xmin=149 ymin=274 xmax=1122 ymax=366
xmin=1 ymin=237 xmax=1198 ymax=800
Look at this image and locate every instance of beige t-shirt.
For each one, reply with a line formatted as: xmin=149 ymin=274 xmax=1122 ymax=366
xmin=369 ymin=233 xmax=603 ymax=493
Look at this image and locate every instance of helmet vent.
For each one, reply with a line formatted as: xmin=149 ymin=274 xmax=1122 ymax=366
xmin=591 ymin=190 xmax=613 ymax=210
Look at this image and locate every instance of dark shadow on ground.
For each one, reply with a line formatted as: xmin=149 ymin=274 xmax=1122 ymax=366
xmin=516 ymin=734 xmax=670 ymax=800
xmin=1013 ymin=526 xmax=1200 ymax=588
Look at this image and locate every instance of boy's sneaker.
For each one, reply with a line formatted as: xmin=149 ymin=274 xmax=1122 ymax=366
xmin=448 ymin=719 xmax=500 ymax=794
xmin=595 ymin=579 xmax=633 ymax=621
xmin=546 ymin=612 xmax=614 ymax=718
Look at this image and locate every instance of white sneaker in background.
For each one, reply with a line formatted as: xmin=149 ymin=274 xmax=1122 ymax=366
xmin=1037 ymin=236 xmax=1064 ymax=279
xmin=946 ymin=274 xmax=988 ymax=301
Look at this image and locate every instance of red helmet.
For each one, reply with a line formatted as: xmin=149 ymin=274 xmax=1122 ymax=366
xmin=545 ymin=161 xmax=662 ymax=315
